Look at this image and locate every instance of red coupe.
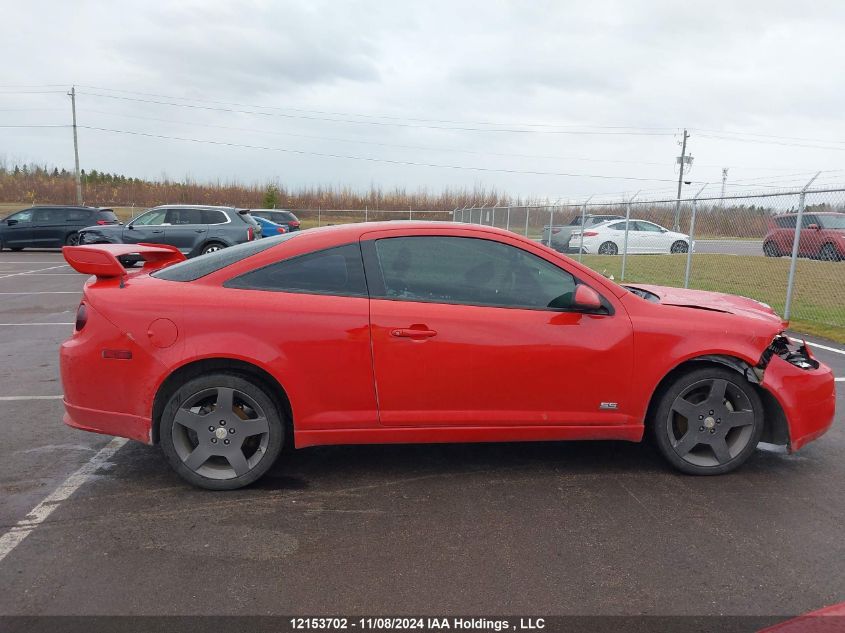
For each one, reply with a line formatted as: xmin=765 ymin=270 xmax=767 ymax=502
xmin=60 ymin=222 xmax=835 ymax=489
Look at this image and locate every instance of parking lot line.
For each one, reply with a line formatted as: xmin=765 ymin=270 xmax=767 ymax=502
xmin=807 ymin=341 xmax=845 ymax=356
xmin=0 ymin=291 xmax=81 ymax=295
xmin=0 ymin=265 xmax=69 ymax=279
xmin=0 ymin=437 xmax=127 ymax=565
xmin=0 ymin=395 xmax=64 ymax=401
xmin=836 ymin=377 xmax=844 ymax=382
xmin=0 ymin=323 xmax=74 ymax=326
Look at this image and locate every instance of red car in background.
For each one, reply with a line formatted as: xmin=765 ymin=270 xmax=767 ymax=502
xmin=763 ymin=211 xmax=845 ymax=260
xmin=60 ymin=223 xmax=835 ymax=489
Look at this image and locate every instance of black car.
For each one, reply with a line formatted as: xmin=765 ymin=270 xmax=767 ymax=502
xmin=0 ymin=206 xmax=119 ymax=251
xmin=248 ymin=209 xmax=301 ymax=232
xmin=78 ymin=205 xmax=262 ymax=259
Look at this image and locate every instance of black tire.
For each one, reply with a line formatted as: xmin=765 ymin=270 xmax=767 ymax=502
xmin=651 ymin=367 xmax=763 ymax=475
xmin=819 ymin=243 xmax=841 ymax=262
xmin=598 ymin=241 xmax=618 ymax=255
xmin=160 ymin=373 xmax=285 ymax=490
xmin=670 ymin=240 xmax=689 ymax=254
xmin=763 ymin=241 xmax=780 ymax=257
xmin=65 ymin=232 xmax=80 ymax=246
xmin=201 ymin=242 xmax=226 ymax=255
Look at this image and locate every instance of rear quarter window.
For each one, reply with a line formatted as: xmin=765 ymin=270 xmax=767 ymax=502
xmin=95 ymin=210 xmax=118 ymax=222
xmin=153 ymin=233 xmax=298 ymax=282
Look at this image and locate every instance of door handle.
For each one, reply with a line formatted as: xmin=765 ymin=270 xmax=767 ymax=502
xmin=391 ymin=328 xmax=437 ymax=339
xmin=194 ymin=229 xmax=204 ymax=233
xmin=152 ymin=230 xmax=163 ymax=234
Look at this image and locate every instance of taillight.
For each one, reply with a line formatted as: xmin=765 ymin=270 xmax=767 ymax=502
xmin=75 ymin=303 xmax=88 ymax=331
xmin=583 ymin=231 xmax=599 ymax=237
xmin=277 ymin=227 xmax=287 ymax=234
xmin=289 ymin=221 xmax=300 ymax=228
xmin=96 ymin=220 xmax=111 ymax=225
xmin=247 ymin=227 xmax=254 ymax=241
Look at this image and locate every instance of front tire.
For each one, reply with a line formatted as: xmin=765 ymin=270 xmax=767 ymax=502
xmin=651 ymin=367 xmax=763 ymax=475
xmin=670 ymin=240 xmax=689 ymax=254
xmin=160 ymin=373 xmax=284 ymax=490
xmin=65 ymin=232 xmax=80 ymax=246
xmin=763 ymin=241 xmax=780 ymax=257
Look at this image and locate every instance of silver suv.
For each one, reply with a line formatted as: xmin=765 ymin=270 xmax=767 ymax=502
xmin=78 ymin=205 xmax=262 ymax=260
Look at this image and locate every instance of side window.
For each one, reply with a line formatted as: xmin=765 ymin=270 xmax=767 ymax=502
xmin=133 ymin=209 xmax=168 ymax=226
xmin=201 ymin=209 xmax=228 ymax=224
xmin=374 ymin=236 xmax=577 ymax=310
xmin=166 ymin=209 xmax=203 ymax=225
xmin=33 ymin=208 xmax=63 ymax=223
xmin=635 ymin=221 xmax=663 ymax=232
xmin=607 ymin=222 xmax=628 ymax=231
xmin=775 ymin=216 xmax=797 ymax=229
xmin=66 ymin=209 xmax=91 ymax=221
xmin=801 ymin=215 xmax=819 ymax=228
xmin=225 ymin=243 xmax=367 ymax=297
xmin=7 ymin=210 xmax=34 ymax=224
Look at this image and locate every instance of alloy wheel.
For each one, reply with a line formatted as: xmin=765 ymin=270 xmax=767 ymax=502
xmin=598 ymin=241 xmax=618 ymax=255
xmin=671 ymin=240 xmax=688 ymax=254
xmin=666 ymin=378 xmax=756 ymax=467
xmin=170 ymin=386 xmax=271 ymax=480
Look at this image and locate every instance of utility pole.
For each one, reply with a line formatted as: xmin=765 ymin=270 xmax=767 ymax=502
xmin=68 ymin=86 xmax=82 ymax=205
xmin=672 ymin=129 xmax=690 ymax=231
xmin=719 ymin=167 xmax=728 ymax=208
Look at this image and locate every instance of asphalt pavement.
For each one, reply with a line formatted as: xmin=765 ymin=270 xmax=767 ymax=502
xmin=0 ymin=249 xmax=843 ymax=618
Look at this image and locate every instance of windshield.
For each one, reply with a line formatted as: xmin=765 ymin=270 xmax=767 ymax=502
xmin=153 ymin=233 xmax=298 ymax=281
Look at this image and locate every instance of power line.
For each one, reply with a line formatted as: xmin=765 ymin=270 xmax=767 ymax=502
xmin=77 ymin=91 xmax=678 ymax=136
xmin=78 ymin=124 xmax=694 ymax=184
xmin=77 ymin=84 xmax=680 ymax=132
xmin=697 ymin=132 xmax=845 ymax=152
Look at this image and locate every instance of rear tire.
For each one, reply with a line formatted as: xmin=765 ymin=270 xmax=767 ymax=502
xmin=598 ymin=241 xmax=618 ymax=255
xmin=670 ymin=240 xmax=689 ymax=254
xmin=201 ymin=242 xmax=226 ymax=255
xmin=160 ymin=373 xmax=284 ymax=490
xmin=651 ymin=367 xmax=763 ymax=475
xmin=763 ymin=241 xmax=781 ymax=257
xmin=819 ymin=243 xmax=841 ymax=262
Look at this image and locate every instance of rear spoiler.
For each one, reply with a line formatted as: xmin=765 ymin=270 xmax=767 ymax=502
xmin=62 ymin=243 xmax=186 ymax=278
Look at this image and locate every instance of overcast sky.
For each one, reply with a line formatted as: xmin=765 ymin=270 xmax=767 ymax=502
xmin=2 ymin=0 xmax=845 ymax=202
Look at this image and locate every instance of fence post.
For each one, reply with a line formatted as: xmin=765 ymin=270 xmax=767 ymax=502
xmin=684 ymin=183 xmax=708 ymax=288
xmin=524 ymin=207 xmax=530 ymax=237
xmin=318 ymin=206 xmax=321 ymax=227
xmin=620 ymin=191 xmax=639 ymax=281
xmin=491 ymin=206 xmax=496 ymax=227
xmin=409 ymin=205 xmax=412 ymax=221
xmin=577 ymin=196 xmax=592 ymax=263
xmin=506 ymin=206 xmax=511 ymax=231
xmin=784 ymin=172 xmax=821 ymax=321
xmin=547 ymin=207 xmax=554 ymax=245
xmin=365 ymin=205 xmax=368 ymax=223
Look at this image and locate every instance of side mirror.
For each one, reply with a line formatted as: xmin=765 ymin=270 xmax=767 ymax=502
xmin=807 ymin=223 xmax=820 ymax=230
xmin=573 ymin=284 xmax=603 ymax=311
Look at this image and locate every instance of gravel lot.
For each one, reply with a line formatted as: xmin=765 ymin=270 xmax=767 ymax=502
xmin=0 ymin=250 xmax=842 ymax=617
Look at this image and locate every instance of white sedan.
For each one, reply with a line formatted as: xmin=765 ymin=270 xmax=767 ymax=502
xmin=568 ymin=219 xmax=692 ymax=255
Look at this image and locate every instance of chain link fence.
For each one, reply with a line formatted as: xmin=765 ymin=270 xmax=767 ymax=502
xmin=459 ymin=188 xmax=845 ymax=343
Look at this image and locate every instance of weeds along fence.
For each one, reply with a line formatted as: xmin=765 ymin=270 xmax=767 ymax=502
xmin=459 ymin=188 xmax=845 ymax=343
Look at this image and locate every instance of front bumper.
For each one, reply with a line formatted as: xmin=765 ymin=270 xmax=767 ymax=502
xmin=761 ymin=353 xmax=836 ymax=451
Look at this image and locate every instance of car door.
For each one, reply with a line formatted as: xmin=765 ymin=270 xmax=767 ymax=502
xmin=30 ymin=208 xmax=67 ymax=247
xmin=164 ymin=208 xmax=207 ymax=254
xmin=798 ymin=214 xmax=822 ymax=257
xmin=363 ymin=229 xmax=634 ymax=427
xmin=123 ymin=208 xmax=168 ymax=244
xmin=604 ymin=221 xmax=634 ymax=253
xmin=2 ymin=209 xmax=35 ymax=247
xmin=634 ymin=221 xmax=669 ymax=253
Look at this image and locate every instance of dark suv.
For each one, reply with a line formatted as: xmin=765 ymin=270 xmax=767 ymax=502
xmin=78 ymin=205 xmax=261 ymax=258
xmin=0 ymin=206 xmax=118 ymax=251
xmin=248 ymin=209 xmax=301 ymax=232
xmin=763 ymin=211 xmax=845 ymax=261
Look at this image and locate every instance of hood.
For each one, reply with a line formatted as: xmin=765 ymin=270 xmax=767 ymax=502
xmin=626 ymin=283 xmax=787 ymax=327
